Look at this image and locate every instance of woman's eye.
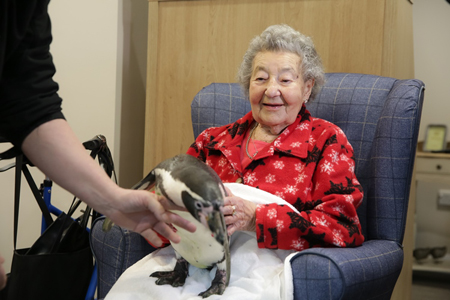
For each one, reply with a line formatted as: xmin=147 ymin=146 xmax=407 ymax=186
xmin=280 ymin=74 xmax=297 ymax=83
xmin=254 ymin=77 xmax=266 ymax=82
xmin=280 ymin=79 xmax=293 ymax=84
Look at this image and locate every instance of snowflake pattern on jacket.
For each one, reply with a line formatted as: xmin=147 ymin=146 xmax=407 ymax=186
xmin=186 ymin=105 xmax=365 ymax=251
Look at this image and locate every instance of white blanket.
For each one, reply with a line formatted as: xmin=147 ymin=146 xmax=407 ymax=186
xmin=105 ymin=183 xmax=300 ymax=300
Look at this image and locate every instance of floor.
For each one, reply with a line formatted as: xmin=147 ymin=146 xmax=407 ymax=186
xmin=411 ymin=271 xmax=450 ymax=300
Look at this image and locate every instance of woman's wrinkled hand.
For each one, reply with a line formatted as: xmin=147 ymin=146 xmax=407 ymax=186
xmin=222 ymin=187 xmax=257 ymax=236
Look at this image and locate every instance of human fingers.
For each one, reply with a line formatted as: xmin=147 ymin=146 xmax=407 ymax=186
xmin=138 ymin=192 xmax=195 ymax=233
xmin=223 ymin=203 xmax=243 ymax=235
xmin=223 ymin=203 xmax=236 ymax=216
xmin=139 ymin=226 xmax=170 ymax=247
xmin=163 ymin=210 xmax=196 ymax=233
xmin=0 ymin=254 xmax=6 ymax=291
xmin=226 ymin=223 xmax=237 ymax=236
xmin=223 ymin=196 xmax=239 ymax=216
xmin=224 ymin=214 xmax=235 ymax=229
xmin=143 ymin=212 xmax=199 ymax=245
xmin=224 ymin=186 xmax=233 ymax=197
xmin=157 ymin=196 xmax=196 ymax=233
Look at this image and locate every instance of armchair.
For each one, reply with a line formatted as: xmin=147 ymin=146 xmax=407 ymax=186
xmin=90 ymin=73 xmax=424 ymax=299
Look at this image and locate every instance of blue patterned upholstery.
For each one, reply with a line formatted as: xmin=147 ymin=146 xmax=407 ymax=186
xmin=90 ymin=73 xmax=424 ymax=299
xmin=90 ymin=218 xmax=156 ymax=298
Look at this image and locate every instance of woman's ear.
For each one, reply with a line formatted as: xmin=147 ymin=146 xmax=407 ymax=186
xmin=304 ymin=79 xmax=315 ymax=100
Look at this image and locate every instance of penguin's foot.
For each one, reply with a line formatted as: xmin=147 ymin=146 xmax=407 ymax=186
xmin=150 ymin=258 xmax=189 ymax=287
xmin=198 ymin=269 xmax=227 ymax=298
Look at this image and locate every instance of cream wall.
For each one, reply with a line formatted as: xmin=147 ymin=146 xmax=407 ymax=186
xmin=414 ymin=0 xmax=450 ymax=141
xmin=0 ymin=0 xmax=147 ymax=273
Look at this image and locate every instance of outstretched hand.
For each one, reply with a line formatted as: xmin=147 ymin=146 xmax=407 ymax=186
xmin=103 ymin=188 xmax=196 ymax=247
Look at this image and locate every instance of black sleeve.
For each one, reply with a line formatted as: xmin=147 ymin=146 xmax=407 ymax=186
xmin=0 ymin=0 xmax=65 ymax=148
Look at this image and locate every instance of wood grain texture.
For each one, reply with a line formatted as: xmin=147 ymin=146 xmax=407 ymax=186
xmin=144 ymin=1 xmax=159 ymax=172
xmin=382 ymin=0 xmax=415 ymax=78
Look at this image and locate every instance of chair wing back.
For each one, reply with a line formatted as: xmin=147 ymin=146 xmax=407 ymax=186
xmin=191 ymin=83 xmax=251 ymax=138
xmin=191 ymin=73 xmax=425 ymax=244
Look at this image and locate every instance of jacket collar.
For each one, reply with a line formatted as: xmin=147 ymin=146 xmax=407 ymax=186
xmin=206 ymin=105 xmax=312 ymax=162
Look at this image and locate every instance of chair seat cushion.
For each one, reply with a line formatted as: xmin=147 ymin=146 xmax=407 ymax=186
xmin=290 ymin=240 xmax=403 ymax=300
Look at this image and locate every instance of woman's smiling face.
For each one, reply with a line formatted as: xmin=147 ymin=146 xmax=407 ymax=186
xmin=249 ymin=51 xmax=314 ymax=134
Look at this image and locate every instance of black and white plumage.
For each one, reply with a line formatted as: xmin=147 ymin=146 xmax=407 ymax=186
xmin=132 ymin=154 xmax=230 ymax=298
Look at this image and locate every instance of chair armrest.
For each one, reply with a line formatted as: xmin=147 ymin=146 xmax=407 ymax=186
xmin=90 ymin=217 xmax=156 ymax=299
xmin=290 ymin=240 xmax=404 ymax=300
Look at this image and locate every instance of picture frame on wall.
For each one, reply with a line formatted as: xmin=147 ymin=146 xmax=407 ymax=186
xmin=423 ymin=124 xmax=447 ymax=152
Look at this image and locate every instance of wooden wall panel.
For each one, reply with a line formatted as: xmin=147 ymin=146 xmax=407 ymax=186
xmin=382 ymin=0 xmax=415 ymax=78
xmin=144 ymin=0 xmax=159 ymax=175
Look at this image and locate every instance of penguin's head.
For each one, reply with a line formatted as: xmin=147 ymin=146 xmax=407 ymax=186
xmin=181 ymin=190 xmax=227 ymax=245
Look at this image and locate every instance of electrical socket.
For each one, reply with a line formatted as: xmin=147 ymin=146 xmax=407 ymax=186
xmin=438 ymin=189 xmax=450 ymax=206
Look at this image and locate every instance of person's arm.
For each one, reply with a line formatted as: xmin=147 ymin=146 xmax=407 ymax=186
xmin=21 ymin=119 xmax=195 ymax=246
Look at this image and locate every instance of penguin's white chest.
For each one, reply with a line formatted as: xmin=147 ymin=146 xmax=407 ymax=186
xmin=171 ymin=210 xmax=225 ymax=269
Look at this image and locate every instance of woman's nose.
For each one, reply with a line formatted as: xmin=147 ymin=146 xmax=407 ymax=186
xmin=265 ymin=80 xmax=281 ymax=97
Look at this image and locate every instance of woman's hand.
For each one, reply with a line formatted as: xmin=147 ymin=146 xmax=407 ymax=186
xmin=223 ymin=187 xmax=257 ymax=236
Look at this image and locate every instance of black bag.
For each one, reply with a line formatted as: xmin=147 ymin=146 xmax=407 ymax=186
xmin=0 ymin=155 xmax=94 ymax=300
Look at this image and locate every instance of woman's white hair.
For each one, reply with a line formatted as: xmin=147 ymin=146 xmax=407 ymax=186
xmin=237 ymin=24 xmax=325 ymax=101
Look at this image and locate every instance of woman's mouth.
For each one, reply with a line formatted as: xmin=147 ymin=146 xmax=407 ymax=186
xmin=262 ymin=103 xmax=283 ymax=110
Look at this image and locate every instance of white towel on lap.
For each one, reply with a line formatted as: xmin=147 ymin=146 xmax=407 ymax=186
xmin=105 ymin=183 xmax=300 ymax=300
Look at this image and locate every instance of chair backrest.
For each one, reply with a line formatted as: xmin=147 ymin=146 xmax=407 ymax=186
xmin=191 ymin=73 xmax=425 ymax=244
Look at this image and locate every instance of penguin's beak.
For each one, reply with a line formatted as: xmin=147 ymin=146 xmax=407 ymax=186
xmin=198 ymin=206 xmax=213 ymax=229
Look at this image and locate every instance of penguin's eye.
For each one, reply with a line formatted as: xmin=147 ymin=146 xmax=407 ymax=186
xmin=195 ymin=202 xmax=203 ymax=210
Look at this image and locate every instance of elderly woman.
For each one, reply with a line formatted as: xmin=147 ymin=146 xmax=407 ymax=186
xmin=186 ymin=24 xmax=364 ymax=251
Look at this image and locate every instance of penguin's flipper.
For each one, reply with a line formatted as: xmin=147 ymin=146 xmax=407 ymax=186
xmin=150 ymin=256 xmax=189 ymax=287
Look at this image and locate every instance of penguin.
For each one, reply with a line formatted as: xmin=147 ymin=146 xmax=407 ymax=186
xmin=129 ymin=154 xmax=230 ymax=298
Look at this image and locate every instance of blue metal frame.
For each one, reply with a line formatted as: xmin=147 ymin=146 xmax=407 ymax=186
xmin=40 ymin=178 xmax=61 ymax=233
